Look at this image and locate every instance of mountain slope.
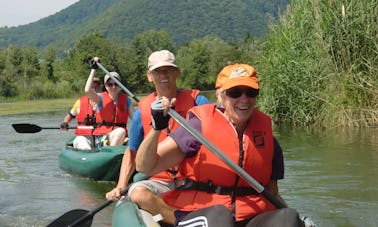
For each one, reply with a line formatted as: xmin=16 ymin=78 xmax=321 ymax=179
xmin=0 ymin=0 xmax=116 ymax=49
xmin=0 ymin=0 xmax=288 ymax=53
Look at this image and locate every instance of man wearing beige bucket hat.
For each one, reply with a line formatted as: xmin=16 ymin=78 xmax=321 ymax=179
xmin=106 ymin=50 xmax=210 ymax=225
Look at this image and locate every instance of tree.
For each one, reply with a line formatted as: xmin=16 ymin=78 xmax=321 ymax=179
xmin=64 ymin=33 xmax=114 ymax=92
xmin=0 ymin=49 xmax=5 ymax=73
xmin=5 ymin=45 xmax=23 ymax=82
xmin=22 ymin=47 xmax=40 ymax=85
xmin=0 ymin=80 xmax=18 ymax=98
xmin=130 ymin=30 xmax=176 ymax=93
xmin=177 ymin=36 xmax=243 ymax=90
xmin=43 ymin=45 xmax=56 ymax=82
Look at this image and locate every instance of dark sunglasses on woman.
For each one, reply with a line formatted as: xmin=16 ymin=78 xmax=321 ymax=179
xmin=106 ymin=82 xmax=119 ymax=87
xmin=225 ymin=87 xmax=259 ymax=98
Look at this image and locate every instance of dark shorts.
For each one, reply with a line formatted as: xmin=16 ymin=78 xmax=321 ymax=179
xmin=175 ymin=205 xmax=304 ymax=227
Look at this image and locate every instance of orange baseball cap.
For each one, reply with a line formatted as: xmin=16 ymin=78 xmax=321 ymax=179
xmin=215 ymin=64 xmax=259 ymax=90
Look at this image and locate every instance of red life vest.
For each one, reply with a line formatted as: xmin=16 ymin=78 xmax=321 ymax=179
xmin=163 ymin=104 xmax=275 ymax=221
xmin=74 ymin=96 xmax=96 ymax=136
xmin=138 ymin=89 xmax=200 ymax=181
xmin=93 ymin=92 xmax=129 ymax=136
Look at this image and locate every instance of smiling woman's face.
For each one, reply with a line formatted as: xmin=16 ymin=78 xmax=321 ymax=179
xmin=221 ymin=86 xmax=257 ymax=125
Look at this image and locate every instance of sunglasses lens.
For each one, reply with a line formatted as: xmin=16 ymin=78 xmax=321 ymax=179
xmin=107 ymin=83 xmax=118 ymax=87
xmin=226 ymin=90 xmax=243 ymax=98
xmin=246 ymin=89 xmax=259 ymax=97
xmin=226 ymin=88 xmax=258 ymax=98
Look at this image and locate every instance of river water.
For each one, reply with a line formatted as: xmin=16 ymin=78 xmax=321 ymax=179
xmin=0 ymin=112 xmax=377 ymax=227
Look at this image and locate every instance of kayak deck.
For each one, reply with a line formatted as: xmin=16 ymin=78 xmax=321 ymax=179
xmin=59 ymin=137 xmax=126 ymax=181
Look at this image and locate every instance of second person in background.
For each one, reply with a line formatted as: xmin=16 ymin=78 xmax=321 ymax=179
xmin=86 ymin=57 xmax=134 ymax=148
xmin=60 ymin=77 xmax=102 ymax=150
xmin=106 ymin=50 xmax=210 ymax=225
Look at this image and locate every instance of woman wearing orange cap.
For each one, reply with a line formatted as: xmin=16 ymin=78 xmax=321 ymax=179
xmin=135 ymin=64 xmax=304 ymax=226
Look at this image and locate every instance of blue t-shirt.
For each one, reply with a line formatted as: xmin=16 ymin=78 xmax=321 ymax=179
xmin=128 ymin=93 xmax=210 ymax=151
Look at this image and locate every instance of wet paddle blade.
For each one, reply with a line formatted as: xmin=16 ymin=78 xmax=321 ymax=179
xmin=47 ymin=209 xmax=93 ymax=227
xmin=12 ymin=123 xmax=42 ymax=133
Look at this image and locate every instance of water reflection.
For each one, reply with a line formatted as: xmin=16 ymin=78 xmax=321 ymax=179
xmin=0 ymin=113 xmax=377 ymax=226
xmin=276 ymin=126 xmax=378 ymax=227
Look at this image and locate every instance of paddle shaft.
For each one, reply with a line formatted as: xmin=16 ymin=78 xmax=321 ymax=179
xmin=47 ymin=175 xmax=151 ymax=227
xmin=68 ymin=200 xmax=112 ymax=227
xmin=168 ymin=109 xmax=287 ymax=209
xmin=68 ymin=175 xmax=150 ymax=227
xmin=42 ymin=127 xmax=77 ymax=130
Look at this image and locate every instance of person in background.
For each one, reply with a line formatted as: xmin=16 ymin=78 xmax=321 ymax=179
xmin=85 ymin=57 xmax=134 ymax=148
xmin=60 ymin=77 xmax=102 ymax=150
xmin=105 ymin=50 xmax=210 ymax=225
xmin=135 ymin=63 xmax=304 ymax=226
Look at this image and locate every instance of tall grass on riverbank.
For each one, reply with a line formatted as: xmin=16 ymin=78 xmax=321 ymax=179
xmin=257 ymin=0 xmax=377 ymax=127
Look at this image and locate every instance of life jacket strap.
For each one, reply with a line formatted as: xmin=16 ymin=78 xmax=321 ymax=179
xmin=98 ymin=121 xmax=127 ymax=128
xmin=175 ymin=178 xmax=259 ymax=196
xmin=167 ymin=168 xmax=178 ymax=185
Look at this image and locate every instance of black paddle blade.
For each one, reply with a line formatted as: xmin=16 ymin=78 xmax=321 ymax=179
xmin=47 ymin=209 xmax=93 ymax=227
xmin=12 ymin=123 xmax=42 ymax=133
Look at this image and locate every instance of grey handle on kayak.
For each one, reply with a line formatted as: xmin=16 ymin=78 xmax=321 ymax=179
xmin=168 ymin=109 xmax=287 ymax=209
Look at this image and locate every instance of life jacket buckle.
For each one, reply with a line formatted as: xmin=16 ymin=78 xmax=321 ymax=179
xmin=206 ymin=180 xmax=215 ymax=193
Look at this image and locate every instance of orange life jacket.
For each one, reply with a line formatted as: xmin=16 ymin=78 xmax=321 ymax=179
xmin=163 ymin=104 xmax=275 ymax=221
xmin=139 ymin=89 xmax=200 ymax=181
xmin=93 ymin=92 xmax=128 ymax=136
xmin=74 ymin=96 xmax=97 ymax=136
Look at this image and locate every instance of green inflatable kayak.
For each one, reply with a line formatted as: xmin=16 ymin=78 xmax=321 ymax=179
xmin=59 ymin=137 xmax=126 ymax=181
xmin=112 ymin=199 xmax=164 ymax=227
xmin=112 ymin=173 xmax=165 ymax=227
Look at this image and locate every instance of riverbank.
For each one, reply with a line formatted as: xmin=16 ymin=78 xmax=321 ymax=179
xmin=0 ymin=91 xmax=216 ymax=116
xmin=0 ymin=99 xmax=76 ymax=116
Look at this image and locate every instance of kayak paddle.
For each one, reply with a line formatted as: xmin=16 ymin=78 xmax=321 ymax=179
xmin=11 ymin=123 xmax=76 ymax=133
xmin=47 ymin=175 xmax=150 ymax=227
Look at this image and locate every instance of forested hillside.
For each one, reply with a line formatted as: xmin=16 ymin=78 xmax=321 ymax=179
xmin=0 ymin=0 xmax=288 ymax=54
xmin=0 ymin=0 xmax=117 ymax=52
xmin=0 ymin=0 xmax=376 ymax=128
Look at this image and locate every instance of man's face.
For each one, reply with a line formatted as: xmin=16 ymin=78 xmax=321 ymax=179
xmin=149 ymin=66 xmax=179 ymax=92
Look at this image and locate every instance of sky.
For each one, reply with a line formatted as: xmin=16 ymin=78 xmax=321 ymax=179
xmin=0 ymin=0 xmax=79 ymax=27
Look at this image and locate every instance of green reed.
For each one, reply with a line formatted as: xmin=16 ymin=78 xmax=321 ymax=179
xmin=257 ymin=0 xmax=377 ymax=127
